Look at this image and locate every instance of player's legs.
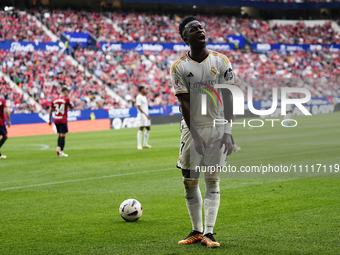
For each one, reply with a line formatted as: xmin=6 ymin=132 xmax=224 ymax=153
xmin=56 ymin=123 xmax=68 ymax=157
xmin=0 ymin=126 xmax=8 ymax=158
xmin=0 ymin=134 xmax=8 ymax=159
xmin=137 ymin=126 xmax=144 ymax=150
xmin=178 ymin=169 xmax=203 ymax=245
xmin=178 ymin=125 xmax=204 ymax=244
xmin=143 ymin=126 xmax=151 ymax=148
xmin=284 ymin=111 xmax=293 ymax=126
xmin=204 ymin=174 xmax=220 ymax=236
xmin=199 ymin=127 xmax=223 ymax=248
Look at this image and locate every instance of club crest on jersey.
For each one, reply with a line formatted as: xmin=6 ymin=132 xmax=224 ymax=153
xmin=210 ymin=66 xmax=217 ymax=76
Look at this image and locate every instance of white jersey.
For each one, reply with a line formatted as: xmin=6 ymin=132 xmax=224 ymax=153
xmin=170 ymin=50 xmax=235 ymax=128
xmin=136 ymin=94 xmax=149 ymax=118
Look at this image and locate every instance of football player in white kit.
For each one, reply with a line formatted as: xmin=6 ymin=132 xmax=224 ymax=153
xmin=136 ymin=86 xmax=152 ymax=150
xmin=170 ymin=16 xmax=234 ymax=248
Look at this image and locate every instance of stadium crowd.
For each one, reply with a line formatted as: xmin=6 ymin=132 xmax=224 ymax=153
xmin=1 ymin=46 xmax=339 ymax=113
xmin=34 ymin=10 xmax=340 ymax=44
xmin=0 ymin=10 xmax=52 ymax=42
xmin=0 ymin=10 xmax=339 ymax=113
xmin=0 ymin=49 xmax=122 ymax=114
xmin=0 ymin=78 xmax=37 ymax=114
xmin=75 ymin=47 xmax=340 ymax=103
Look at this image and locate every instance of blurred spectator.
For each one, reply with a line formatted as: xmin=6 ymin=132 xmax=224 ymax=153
xmin=0 ymin=10 xmax=52 ymax=42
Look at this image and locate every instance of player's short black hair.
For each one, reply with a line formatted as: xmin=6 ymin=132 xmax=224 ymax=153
xmin=61 ymin=86 xmax=69 ymax=92
xmin=179 ymin=16 xmax=198 ymax=40
xmin=138 ymin=86 xmax=145 ymax=92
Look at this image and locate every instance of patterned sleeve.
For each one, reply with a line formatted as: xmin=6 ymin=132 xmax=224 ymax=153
xmin=218 ymin=55 xmax=235 ymax=85
xmin=170 ymin=61 xmax=189 ymax=96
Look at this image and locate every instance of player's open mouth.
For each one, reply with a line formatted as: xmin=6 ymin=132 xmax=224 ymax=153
xmin=198 ymin=34 xmax=206 ymax=42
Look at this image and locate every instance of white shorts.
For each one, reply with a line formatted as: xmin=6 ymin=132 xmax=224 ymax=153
xmin=177 ymin=120 xmax=227 ymax=171
xmin=138 ymin=115 xmax=151 ymax=127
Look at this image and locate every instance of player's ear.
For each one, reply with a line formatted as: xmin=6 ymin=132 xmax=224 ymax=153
xmin=183 ymin=36 xmax=189 ymax=46
xmin=182 ymin=30 xmax=189 ymax=45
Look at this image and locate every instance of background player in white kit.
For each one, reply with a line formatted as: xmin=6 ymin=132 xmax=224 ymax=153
xmin=136 ymin=86 xmax=152 ymax=150
xmin=170 ymin=16 xmax=234 ymax=248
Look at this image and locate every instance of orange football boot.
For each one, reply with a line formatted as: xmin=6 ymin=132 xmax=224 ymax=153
xmin=178 ymin=230 xmax=203 ymax=245
xmin=201 ymin=233 xmax=220 ymax=248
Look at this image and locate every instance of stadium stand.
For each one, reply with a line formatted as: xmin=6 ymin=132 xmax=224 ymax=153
xmin=0 ymin=49 xmax=122 ymax=113
xmin=35 ymin=10 xmax=340 ymax=45
xmin=37 ymin=11 xmax=239 ymax=43
xmin=0 ymin=9 xmax=339 ymax=113
xmin=0 ymin=10 xmax=52 ymax=42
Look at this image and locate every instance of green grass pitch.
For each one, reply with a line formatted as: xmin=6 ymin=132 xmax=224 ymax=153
xmin=1 ymin=112 xmax=340 ymax=254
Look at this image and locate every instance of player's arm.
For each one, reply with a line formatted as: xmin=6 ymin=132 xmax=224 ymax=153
xmin=4 ymin=107 xmax=11 ymax=128
xmin=69 ymin=101 xmax=75 ymax=110
xmin=170 ymin=62 xmax=207 ymax=156
xmin=48 ymin=104 xmax=53 ymax=126
xmin=220 ymin=88 xmax=233 ymax=155
xmin=137 ymin=105 xmax=151 ymax=120
xmin=67 ymin=98 xmax=75 ymax=110
xmin=177 ymin=93 xmax=206 ymax=156
xmin=219 ymin=58 xmax=235 ymax=155
xmin=69 ymin=103 xmax=75 ymax=110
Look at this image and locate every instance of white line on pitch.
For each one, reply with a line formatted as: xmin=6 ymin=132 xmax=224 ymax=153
xmin=28 ymin=144 xmax=50 ymax=150
xmin=0 ymin=168 xmax=174 ymax=191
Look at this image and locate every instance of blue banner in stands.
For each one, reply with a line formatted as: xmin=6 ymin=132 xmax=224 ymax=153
xmin=108 ymin=105 xmax=181 ymax=119
xmin=226 ymin=35 xmax=244 ymax=48
xmin=11 ymin=109 xmax=109 ymax=125
xmin=63 ymin=32 xmax=90 ymax=47
xmin=0 ymin=41 xmax=66 ymax=52
xmin=253 ymin=43 xmax=340 ymax=52
xmin=100 ymin=42 xmax=235 ymax=52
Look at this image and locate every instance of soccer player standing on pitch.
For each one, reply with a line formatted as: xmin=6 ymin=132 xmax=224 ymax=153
xmin=170 ymin=16 xmax=234 ymax=248
xmin=49 ymin=87 xmax=74 ymax=157
xmin=0 ymin=96 xmax=11 ymax=159
xmin=136 ymin=86 xmax=152 ymax=150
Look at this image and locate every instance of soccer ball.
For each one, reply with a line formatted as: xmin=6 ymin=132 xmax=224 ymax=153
xmin=119 ymin=199 xmax=143 ymax=222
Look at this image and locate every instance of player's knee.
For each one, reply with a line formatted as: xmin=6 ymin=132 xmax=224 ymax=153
xmin=182 ymin=169 xmax=200 ymax=179
xmin=183 ymin=177 xmax=200 ymax=202
xmin=183 ymin=178 xmax=199 ymax=186
xmin=4 ymin=135 xmax=8 ymax=139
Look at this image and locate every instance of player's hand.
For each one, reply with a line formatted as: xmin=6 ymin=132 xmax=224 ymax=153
xmin=193 ymin=134 xmax=207 ymax=156
xmin=7 ymin=121 xmax=11 ymax=128
xmin=220 ymin=133 xmax=233 ymax=155
xmin=48 ymin=121 xmax=52 ymax=126
xmin=147 ymin=116 xmax=151 ymax=121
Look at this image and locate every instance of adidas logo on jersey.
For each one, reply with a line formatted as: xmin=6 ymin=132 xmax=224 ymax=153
xmin=187 ymin=72 xmax=194 ymax=77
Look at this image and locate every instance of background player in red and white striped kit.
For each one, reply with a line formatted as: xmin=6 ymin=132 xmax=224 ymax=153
xmin=0 ymin=96 xmax=11 ymax=159
xmin=48 ymin=87 xmax=74 ymax=157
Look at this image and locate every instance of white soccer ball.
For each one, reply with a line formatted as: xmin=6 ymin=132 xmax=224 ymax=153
xmin=119 ymin=199 xmax=143 ymax=222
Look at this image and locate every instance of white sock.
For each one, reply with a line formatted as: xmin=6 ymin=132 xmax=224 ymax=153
xmin=184 ymin=178 xmax=203 ymax=233
xmin=143 ymin=130 xmax=150 ymax=146
xmin=137 ymin=130 xmax=143 ymax=147
xmin=204 ymin=177 xmax=220 ymax=235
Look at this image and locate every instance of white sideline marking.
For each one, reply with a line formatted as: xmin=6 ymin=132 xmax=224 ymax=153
xmin=0 ymin=168 xmax=174 ymax=191
xmin=28 ymin=144 xmax=50 ymax=150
